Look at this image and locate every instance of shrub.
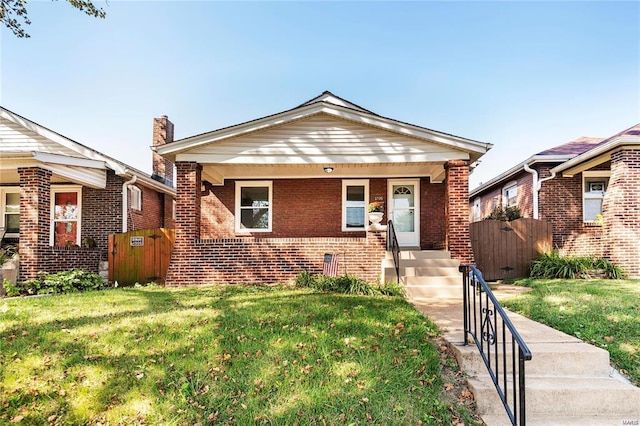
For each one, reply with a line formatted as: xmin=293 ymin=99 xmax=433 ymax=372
xmin=294 ymin=270 xmax=404 ymax=296
xmin=485 ymin=205 xmax=521 ymax=221
xmin=5 ymin=269 xmax=106 ymax=296
xmin=530 ymin=252 xmax=624 ymax=279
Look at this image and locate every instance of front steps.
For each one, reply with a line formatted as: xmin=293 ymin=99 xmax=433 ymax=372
xmin=397 ymin=253 xmax=640 ymax=425
xmin=382 ymin=250 xmax=461 ymax=300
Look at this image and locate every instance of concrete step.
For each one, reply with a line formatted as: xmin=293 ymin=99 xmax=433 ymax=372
xmin=385 ymin=250 xmax=452 ymax=260
xmin=469 ymin=375 xmax=640 ymax=417
xmin=452 ymin=341 xmax=612 ymax=377
xmin=481 ymin=413 xmax=640 ymax=426
xmin=384 ymin=265 xmax=461 ymax=278
xmin=382 ymin=258 xmax=460 ymax=268
xmin=405 ymin=284 xmax=462 ymax=300
xmin=404 ymin=275 xmax=460 ymax=286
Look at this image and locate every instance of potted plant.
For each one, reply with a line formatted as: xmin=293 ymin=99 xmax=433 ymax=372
xmin=368 ymin=201 xmax=384 ymax=225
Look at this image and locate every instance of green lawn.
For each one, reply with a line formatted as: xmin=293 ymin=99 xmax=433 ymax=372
xmin=498 ymin=278 xmax=640 ymax=386
xmin=0 ymin=286 xmax=478 ymax=425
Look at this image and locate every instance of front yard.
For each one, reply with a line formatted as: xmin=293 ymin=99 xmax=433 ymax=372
xmin=498 ymin=278 xmax=640 ymax=386
xmin=0 ymin=285 xmax=479 ymax=425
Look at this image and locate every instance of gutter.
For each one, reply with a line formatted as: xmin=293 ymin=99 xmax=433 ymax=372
xmin=523 ymin=163 xmax=556 ymax=219
xmin=121 ymin=172 xmax=137 ymax=232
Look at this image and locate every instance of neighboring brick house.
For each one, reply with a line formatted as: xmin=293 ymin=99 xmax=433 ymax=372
xmin=469 ymin=123 xmax=640 ymax=278
xmin=0 ymin=107 xmax=176 ymax=282
xmin=154 ymin=91 xmax=492 ymax=285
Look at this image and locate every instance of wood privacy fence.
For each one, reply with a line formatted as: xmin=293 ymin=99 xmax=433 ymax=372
xmin=108 ymin=228 xmax=174 ymax=285
xmin=470 ymin=218 xmax=552 ymax=281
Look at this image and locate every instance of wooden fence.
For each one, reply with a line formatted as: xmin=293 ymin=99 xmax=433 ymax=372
xmin=470 ymin=218 xmax=552 ymax=281
xmin=108 ymin=228 xmax=174 ymax=285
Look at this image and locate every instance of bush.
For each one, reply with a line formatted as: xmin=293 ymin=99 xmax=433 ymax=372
xmin=294 ymin=270 xmax=404 ymax=296
xmin=5 ymin=269 xmax=106 ymax=296
xmin=530 ymin=252 xmax=624 ymax=279
xmin=485 ymin=205 xmax=521 ymax=221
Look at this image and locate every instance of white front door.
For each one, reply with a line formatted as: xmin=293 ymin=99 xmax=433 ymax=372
xmin=388 ymin=179 xmax=420 ymax=247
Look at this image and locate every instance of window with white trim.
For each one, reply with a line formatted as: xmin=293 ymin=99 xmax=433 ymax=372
xmin=502 ymin=183 xmax=518 ymax=208
xmin=1 ymin=187 xmax=20 ymax=238
xmin=236 ymin=181 xmax=272 ymax=232
xmin=583 ymin=172 xmax=610 ymax=222
xmin=473 ymin=197 xmax=481 ymax=222
xmin=51 ymin=185 xmax=82 ymax=247
xmin=129 ymin=186 xmax=142 ymax=211
xmin=342 ymin=180 xmax=369 ymax=231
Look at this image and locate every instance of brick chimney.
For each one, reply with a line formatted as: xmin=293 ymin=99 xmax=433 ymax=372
xmin=152 ymin=115 xmax=175 ymax=187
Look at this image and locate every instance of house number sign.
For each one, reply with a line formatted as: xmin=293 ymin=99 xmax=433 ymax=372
xmin=130 ymin=236 xmax=144 ymax=247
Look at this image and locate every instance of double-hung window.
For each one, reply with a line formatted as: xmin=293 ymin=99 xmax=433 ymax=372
xmin=503 ymin=183 xmax=518 ymax=208
xmin=342 ymin=180 xmax=369 ymax=231
xmin=51 ymin=185 xmax=82 ymax=247
xmin=1 ymin=188 xmax=20 ymax=238
xmin=236 ymin=181 xmax=272 ymax=232
xmin=583 ymin=172 xmax=610 ymax=222
xmin=129 ymin=186 xmax=142 ymax=211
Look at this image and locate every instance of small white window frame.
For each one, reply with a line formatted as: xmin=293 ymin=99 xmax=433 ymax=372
xmin=582 ymin=171 xmax=610 ymax=223
xmin=342 ymin=179 xmax=369 ymax=232
xmin=235 ymin=181 xmax=272 ymax=233
xmin=129 ymin=186 xmax=142 ymax=211
xmin=502 ymin=182 xmax=518 ymax=208
xmin=473 ymin=197 xmax=481 ymax=222
xmin=50 ymin=185 xmax=82 ymax=247
xmin=0 ymin=187 xmax=20 ymax=238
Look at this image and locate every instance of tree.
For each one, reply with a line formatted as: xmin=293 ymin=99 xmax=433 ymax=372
xmin=1 ymin=0 xmax=106 ymax=38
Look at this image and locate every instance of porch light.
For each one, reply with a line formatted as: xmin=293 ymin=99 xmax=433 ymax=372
xmin=323 ymin=167 xmax=334 ymax=174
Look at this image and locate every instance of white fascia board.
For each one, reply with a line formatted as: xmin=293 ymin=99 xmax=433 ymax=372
xmin=551 ymin=137 xmax=640 ymax=175
xmin=39 ymin=164 xmax=106 ymax=189
xmin=32 ymin=151 xmax=106 ymax=169
xmin=157 ymin=102 xmax=491 ymax=158
xmin=469 ymin=155 xmax=573 ymax=198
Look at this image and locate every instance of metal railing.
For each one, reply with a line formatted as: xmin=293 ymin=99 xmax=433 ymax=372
xmin=386 ymin=220 xmax=400 ymax=283
xmin=460 ymin=265 xmax=532 ymax=425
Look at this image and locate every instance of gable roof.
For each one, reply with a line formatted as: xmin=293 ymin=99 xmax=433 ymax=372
xmin=469 ymin=136 xmax=604 ymax=198
xmin=155 ymin=91 xmax=492 ymax=165
xmin=551 ymin=123 xmax=640 ymax=176
xmin=0 ymin=106 xmax=175 ymax=194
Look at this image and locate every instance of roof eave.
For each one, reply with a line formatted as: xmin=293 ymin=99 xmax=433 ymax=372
xmin=551 ymin=137 xmax=640 ymax=176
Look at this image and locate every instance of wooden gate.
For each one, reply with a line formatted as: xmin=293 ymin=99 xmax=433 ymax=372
xmin=470 ymin=218 xmax=552 ymax=281
xmin=108 ymin=228 xmax=174 ymax=285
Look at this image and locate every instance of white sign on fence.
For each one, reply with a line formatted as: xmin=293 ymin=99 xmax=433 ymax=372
xmin=130 ymin=236 xmax=144 ymax=247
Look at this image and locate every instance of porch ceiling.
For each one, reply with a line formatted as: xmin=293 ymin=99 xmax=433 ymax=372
xmin=0 ymin=156 xmax=107 ymax=188
xmin=201 ymin=162 xmax=447 ymax=185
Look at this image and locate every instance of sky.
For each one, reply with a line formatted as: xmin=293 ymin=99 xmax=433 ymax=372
xmin=1 ymin=1 xmax=639 ymax=190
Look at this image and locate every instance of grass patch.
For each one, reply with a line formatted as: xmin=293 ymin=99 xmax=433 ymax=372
xmin=499 ymin=278 xmax=640 ymax=385
xmin=0 ymin=286 xmax=479 ymax=424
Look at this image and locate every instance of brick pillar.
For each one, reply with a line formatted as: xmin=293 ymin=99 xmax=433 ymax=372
xmin=165 ymin=162 xmax=201 ymax=285
xmin=152 ymin=115 xmax=175 ymax=187
xmin=445 ymin=160 xmax=472 ymax=264
xmin=602 ymin=150 xmax=640 ymax=278
xmin=18 ymin=167 xmax=52 ymax=282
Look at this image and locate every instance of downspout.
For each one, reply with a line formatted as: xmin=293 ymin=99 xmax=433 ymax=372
xmin=122 ymin=172 xmax=137 ymax=232
xmin=523 ymin=163 xmax=556 ymax=219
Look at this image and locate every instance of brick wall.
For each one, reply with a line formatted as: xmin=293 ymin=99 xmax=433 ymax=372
xmin=470 ymin=169 xmax=534 ymax=222
xmin=421 ymin=178 xmax=446 ymax=249
xmin=165 ymin=233 xmax=387 ymax=286
xmin=602 ymin=150 xmax=640 ymax=278
xmin=129 ymin=184 xmax=171 ymax=231
xmin=37 ymin=247 xmax=101 ymax=275
xmin=446 ymin=160 xmax=472 ymax=263
xmin=152 ymin=116 xmax=175 ymax=187
xmin=83 ymin=171 xmax=123 ymax=260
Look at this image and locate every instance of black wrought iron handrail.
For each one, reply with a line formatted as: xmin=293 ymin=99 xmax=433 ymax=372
xmin=386 ymin=220 xmax=400 ymax=283
xmin=460 ymin=265 xmax=532 ymax=425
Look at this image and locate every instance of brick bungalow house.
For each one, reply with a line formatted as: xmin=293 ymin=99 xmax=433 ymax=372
xmin=153 ymin=91 xmax=492 ymax=285
xmin=0 ymin=106 xmax=176 ymax=283
xmin=469 ymin=123 xmax=640 ymax=278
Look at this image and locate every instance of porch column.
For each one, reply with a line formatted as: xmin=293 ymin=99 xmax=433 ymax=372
xmin=17 ymin=167 xmax=52 ymax=282
xmin=165 ymin=161 xmax=201 ymax=285
xmin=602 ymin=149 xmax=640 ymax=278
xmin=445 ymin=160 xmax=473 ymax=264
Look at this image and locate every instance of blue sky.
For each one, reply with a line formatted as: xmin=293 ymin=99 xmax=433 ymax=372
xmin=2 ymin=1 xmax=638 ymax=189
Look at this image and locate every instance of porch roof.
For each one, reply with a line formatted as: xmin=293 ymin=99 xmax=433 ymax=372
xmin=155 ymin=91 xmax=492 ymax=184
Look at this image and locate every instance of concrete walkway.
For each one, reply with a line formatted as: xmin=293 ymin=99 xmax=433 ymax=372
xmin=409 ymin=286 xmax=640 ymax=425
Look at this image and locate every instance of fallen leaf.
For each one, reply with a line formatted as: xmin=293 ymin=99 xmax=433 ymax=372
xmin=11 ymin=416 xmax=24 ymax=423
xmin=461 ymin=390 xmax=474 ymax=401
xmin=444 ymin=382 xmax=454 ymax=391
xmin=604 ymin=336 xmax=615 ymax=343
